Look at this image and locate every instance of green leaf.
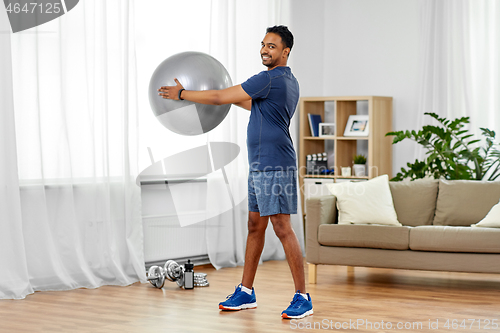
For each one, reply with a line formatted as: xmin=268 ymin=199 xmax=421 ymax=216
xmin=391 ymin=113 xmax=499 ymax=181
xmin=467 ymin=139 xmax=481 ymax=146
xmin=461 ymin=134 xmax=474 ymax=140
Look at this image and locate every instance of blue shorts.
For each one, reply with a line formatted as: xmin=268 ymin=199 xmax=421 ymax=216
xmin=248 ymin=170 xmax=298 ymax=217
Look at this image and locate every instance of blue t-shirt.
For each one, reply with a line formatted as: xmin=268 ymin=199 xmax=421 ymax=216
xmin=241 ymin=66 xmax=299 ymax=171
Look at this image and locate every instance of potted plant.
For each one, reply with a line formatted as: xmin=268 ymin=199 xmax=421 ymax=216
xmin=353 ymin=154 xmax=367 ymax=177
xmin=386 ymin=112 xmax=500 ymax=181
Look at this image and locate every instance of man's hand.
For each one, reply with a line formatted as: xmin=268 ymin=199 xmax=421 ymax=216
xmin=158 ymin=78 xmax=184 ymax=100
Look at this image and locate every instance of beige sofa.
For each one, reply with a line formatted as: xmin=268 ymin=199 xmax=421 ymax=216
xmin=306 ymin=179 xmax=500 ymax=283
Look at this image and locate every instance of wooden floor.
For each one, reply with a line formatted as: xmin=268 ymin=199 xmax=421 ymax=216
xmin=1 ymin=260 xmax=500 ymax=333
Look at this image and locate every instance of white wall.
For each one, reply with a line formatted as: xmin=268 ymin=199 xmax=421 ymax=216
xmin=288 ymin=0 xmax=326 ymax=97
xmin=290 ymin=0 xmax=421 ymax=175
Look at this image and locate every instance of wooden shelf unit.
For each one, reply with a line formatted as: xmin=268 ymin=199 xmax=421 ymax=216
xmin=298 ymin=96 xmax=393 ymax=212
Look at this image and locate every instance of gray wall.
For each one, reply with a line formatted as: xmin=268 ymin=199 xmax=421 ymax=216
xmin=289 ymin=0 xmax=421 ymax=175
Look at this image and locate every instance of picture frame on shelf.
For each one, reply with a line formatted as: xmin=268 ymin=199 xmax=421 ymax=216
xmin=319 ymin=123 xmax=335 ymax=137
xmin=344 ymin=115 xmax=369 ymax=137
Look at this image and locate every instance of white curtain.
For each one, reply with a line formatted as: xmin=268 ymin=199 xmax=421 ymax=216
xmin=468 ymin=1 xmax=500 ymax=136
xmin=205 ymin=0 xmax=304 ymax=269
xmin=0 ymin=0 xmax=145 ymax=300
xmin=415 ymin=0 xmax=500 ymax=154
xmin=0 ymin=12 xmax=33 ymax=299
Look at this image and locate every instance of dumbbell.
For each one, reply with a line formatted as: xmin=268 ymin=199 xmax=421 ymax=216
xmin=146 ymin=260 xmax=185 ymax=289
xmin=147 ymin=260 xmax=209 ymax=289
xmin=164 ymin=260 xmax=185 ymax=288
xmin=147 ymin=265 xmax=166 ymax=289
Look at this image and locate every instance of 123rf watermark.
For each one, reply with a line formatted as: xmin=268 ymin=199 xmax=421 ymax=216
xmin=290 ymin=318 xmax=499 ymax=331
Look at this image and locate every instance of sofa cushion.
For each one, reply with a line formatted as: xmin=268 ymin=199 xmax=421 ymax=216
xmin=326 ymin=175 xmax=401 ymax=226
xmin=318 ymin=224 xmax=410 ymax=250
xmin=409 ymin=226 xmax=500 ymax=253
xmin=433 ymin=180 xmax=500 ymax=226
xmin=389 ymin=179 xmax=438 ymax=226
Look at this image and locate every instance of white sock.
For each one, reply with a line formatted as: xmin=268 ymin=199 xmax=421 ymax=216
xmin=241 ymin=285 xmax=252 ymax=295
xmin=300 ymin=292 xmax=308 ymax=300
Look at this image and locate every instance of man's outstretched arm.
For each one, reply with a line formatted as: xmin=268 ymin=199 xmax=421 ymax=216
xmin=158 ymin=78 xmax=252 ymax=111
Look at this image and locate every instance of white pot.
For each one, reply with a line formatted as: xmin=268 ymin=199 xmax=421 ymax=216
xmin=353 ymin=164 xmax=366 ymax=177
xmin=341 ymin=167 xmax=351 ymax=177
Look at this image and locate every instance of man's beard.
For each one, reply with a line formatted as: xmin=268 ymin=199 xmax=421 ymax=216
xmin=262 ymin=55 xmax=273 ymax=68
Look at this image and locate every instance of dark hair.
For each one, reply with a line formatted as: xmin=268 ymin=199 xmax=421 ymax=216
xmin=266 ymin=25 xmax=294 ymax=54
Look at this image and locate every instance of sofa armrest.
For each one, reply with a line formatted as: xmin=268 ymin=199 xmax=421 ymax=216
xmin=305 ymin=195 xmax=337 ymax=263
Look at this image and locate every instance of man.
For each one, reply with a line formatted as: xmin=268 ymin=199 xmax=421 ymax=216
xmin=158 ymin=25 xmax=312 ymax=319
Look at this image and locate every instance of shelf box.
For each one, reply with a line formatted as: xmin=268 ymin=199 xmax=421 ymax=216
xmin=335 ymin=178 xmax=368 ymax=183
xmin=336 ymin=176 xmax=369 ymax=180
xmin=303 ymin=175 xmax=336 ymax=179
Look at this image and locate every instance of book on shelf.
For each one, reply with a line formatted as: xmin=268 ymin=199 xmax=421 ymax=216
xmin=307 ymin=113 xmax=322 ymax=137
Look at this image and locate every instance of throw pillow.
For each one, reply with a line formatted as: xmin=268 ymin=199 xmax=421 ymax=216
xmin=326 ymin=174 xmax=401 ymax=226
xmin=389 ymin=179 xmax=438 ymax=226
xmin=471 ymin=199 xmax=500 ymax=228
xmin=433 ymin=179 xmax=500 ymax=226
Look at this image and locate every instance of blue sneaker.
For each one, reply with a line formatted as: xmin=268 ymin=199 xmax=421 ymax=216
xmin=281 ymin=291 xmax=313 ymax=319
xmin=219 ymin=284 xmax=257 ymax=311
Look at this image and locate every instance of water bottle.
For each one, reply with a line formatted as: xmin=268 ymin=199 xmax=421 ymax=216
xmin=184 ymin=260 xmax=194 ymax=289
